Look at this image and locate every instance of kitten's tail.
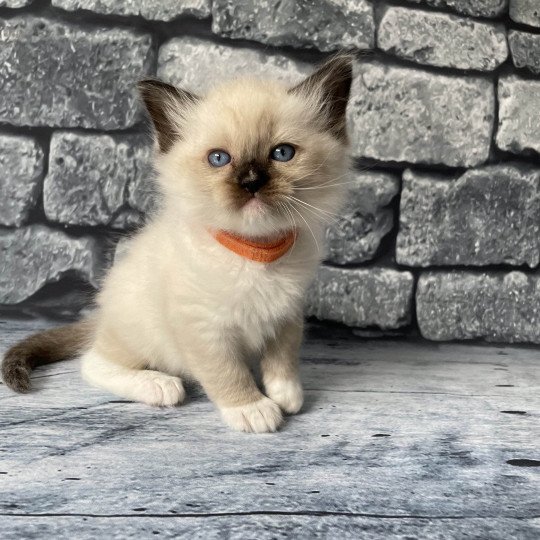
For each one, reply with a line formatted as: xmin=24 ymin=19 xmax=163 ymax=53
xmin=1 ymin=319 xmax=94 ymax=393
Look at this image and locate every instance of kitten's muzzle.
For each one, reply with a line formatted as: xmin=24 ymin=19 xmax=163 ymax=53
xmin=238 ymin=168 xmax=270 ymax=195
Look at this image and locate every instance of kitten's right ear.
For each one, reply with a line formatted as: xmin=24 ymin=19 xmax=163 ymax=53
xmin=138 ymin=79 xmax=199 ymax=153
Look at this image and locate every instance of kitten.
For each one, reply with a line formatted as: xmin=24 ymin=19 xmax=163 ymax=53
xmin=2 ymin=54 xmax=353 ymax=433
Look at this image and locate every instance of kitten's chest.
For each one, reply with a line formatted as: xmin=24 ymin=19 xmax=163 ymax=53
xmin=225 ymin=263 xmax=302 ymax=321
xmin=167 ymin=232 xmax=317 ymax=345
xmin=229 ymin=269 xmax=303 ymax=348
xmin=198 ymin=258 xmax=307 ymax=344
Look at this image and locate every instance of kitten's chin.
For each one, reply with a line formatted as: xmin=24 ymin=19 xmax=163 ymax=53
xmin=240 ymin=198 xmax=291 ymax=235
xmin=207 ymin=198 xmax=290 ymax=238
xmin=242 ymin=196 xmax=267 ymax=215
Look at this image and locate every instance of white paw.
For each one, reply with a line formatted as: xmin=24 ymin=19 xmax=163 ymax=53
xmin=135 ymin=371 xmax=185 ymax=407
xmin=265 ymin=378 xmax=304 ymax=414
xmin=220 ymin=397 xmax=283 ymax=433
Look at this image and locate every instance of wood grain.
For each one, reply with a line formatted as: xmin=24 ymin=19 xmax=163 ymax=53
xmin=1 ymin=318 xmax=538 ymax=539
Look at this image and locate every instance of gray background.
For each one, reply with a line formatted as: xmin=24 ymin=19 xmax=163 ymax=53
xmin=0 ymin=0 xmax=539 ymax=343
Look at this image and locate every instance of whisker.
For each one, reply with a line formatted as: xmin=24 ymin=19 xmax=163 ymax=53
xmin=294 ymin=179 xmax=360 ymax=191
xmin=302 ymin=170 xmax=354 ymax=188
xmin=288 ymin=196 xmax=343 ymax=219
xmin=288 ymin=199 xmax=340 ymax=227
xmin=291 ymin=153 xmax=335 ymax=186
xmin=278 ymin=201 xmax=295 ymax=226
xmin=278 ymin=202 xmax=300 ymax=262
xmin=294 ymin=169 xmax=353 ymax=190
xmin=287 ymin=201 xmax=320 ymax=254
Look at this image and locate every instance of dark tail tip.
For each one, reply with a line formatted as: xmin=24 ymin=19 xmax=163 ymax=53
xmin=1 ymin=320 xmax=92 ymax=394
xmin=1 ymin=353 xmax=32 ymax=393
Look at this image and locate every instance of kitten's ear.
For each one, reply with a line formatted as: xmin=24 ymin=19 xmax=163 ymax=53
xmin=290 ymin=53 xmax=354 ymax=141
xmin=138 ymin=79 xmax=199 ymax=153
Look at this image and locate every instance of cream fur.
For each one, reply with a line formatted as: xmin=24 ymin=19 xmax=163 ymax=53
xmin=265 ymin=378 xmax=304 ymax=414
xmin=81 ymin=61 xmax=351 ymax=433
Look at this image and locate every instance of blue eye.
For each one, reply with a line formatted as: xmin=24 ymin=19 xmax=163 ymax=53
xmin=271 ymin=144 xmax=295 ymax=162
xmin=208 ymin=150 xmax=231 ymax=167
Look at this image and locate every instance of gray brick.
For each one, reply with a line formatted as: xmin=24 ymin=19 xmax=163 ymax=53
xmin=44 ymin=132 xmax=153 ymax=227
xmin=496 ymin=75 xmax=540 ymax=155
xmin=0 ymin=225 xmax=100 ymax=304
xmin=325 ymin=171 xmax=399 ymax=265
xmin=0 ymin=17 xmax=154 ymax=129
xmin=306 ymin=266 xmax=414 ymax=329
xmin=127 ymin=165 xmax=158 ymax=216
xmin=0 ymin=134 xmax=44 ymax=226
xmin=0 ymin=0 xmax=33 ymax=6
xmin=417 ymin=271 xmax=540 ymax=343
xmin=348 ymin=63 xmax=494 ymax=167
xmin=110 ymin=208 xmax=146 ymax=230
xmin=508 ymin=30 xmax=540 ymax=74
xmin=158 ymin=37 xmax=310 ymax=93
xmin=405 ymin=0 xmax=508 ymax=17
xmin=378 ymin=7 xmax=507 ymax=71
xmin=397 ymin=165 xmax=540 ymax=268
xmin=510 ymin=0 xmax=540 ymax=28
xmin=52 ymin=0 xmax=210 ymax=20
xmin=211 ymin=0 xmax=374 ymax=52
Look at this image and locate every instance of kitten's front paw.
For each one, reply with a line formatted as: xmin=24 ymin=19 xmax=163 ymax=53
xmin=265 ymin=378 xmax=304 ymax=414
xmin=220 ymin=397 xmax=283 ymax=433
xmin=136 ymin=371 xmax=185 ymax=407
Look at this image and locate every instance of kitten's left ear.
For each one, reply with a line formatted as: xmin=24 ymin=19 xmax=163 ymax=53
xmin=290 ymin=53 xmax=354 ymax=141
xmin=138 ymin=79 xmax=199 ymax=153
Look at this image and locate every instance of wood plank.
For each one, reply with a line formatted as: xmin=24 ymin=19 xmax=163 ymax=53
xmin=1 ymin=515 xmax=538 ymax=540
xmin=0 ymin=318 xmax=539 ymax=539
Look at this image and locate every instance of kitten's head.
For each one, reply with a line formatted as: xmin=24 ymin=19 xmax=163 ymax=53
xmin=139 ymin=54 xmax=353 ymax=237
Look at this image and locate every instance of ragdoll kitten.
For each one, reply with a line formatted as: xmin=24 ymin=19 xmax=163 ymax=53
xmin=2 ymin=54 xmax=353 ymax=433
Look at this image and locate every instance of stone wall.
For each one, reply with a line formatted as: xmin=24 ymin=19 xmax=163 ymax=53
xmin=1 ymin=0 xmax=539 ymax=343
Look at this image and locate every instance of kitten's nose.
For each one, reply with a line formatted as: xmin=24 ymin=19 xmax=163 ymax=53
xmin=238 ymin=168 xmax=270 ymax=194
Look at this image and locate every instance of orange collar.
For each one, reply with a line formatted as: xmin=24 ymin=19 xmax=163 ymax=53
xmin=210 ymin=229 xmax=296 ymax=263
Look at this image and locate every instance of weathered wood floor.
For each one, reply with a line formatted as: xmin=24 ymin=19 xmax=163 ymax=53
xmin=0 ymin=318 xmax=539 ymax=539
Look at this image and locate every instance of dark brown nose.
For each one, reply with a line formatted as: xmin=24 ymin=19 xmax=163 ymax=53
xmin=238 ymin=167 xmax=270 ymax=194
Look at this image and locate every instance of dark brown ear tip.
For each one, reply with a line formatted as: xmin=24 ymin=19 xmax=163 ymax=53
xmin=138 ymin=78 xmax=157 ymax=87
xmin=137 ymin=79 xmax=158 ymax=98
xmin=137 ymin=78 xmax=168 ymax=92
xmin=137 ymin=78 xmax=184 ymax=97
xmin=325 ymin=51 xmax=355 ymax=73
xmin=137 ymin=79 xmax=199 ymax=106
